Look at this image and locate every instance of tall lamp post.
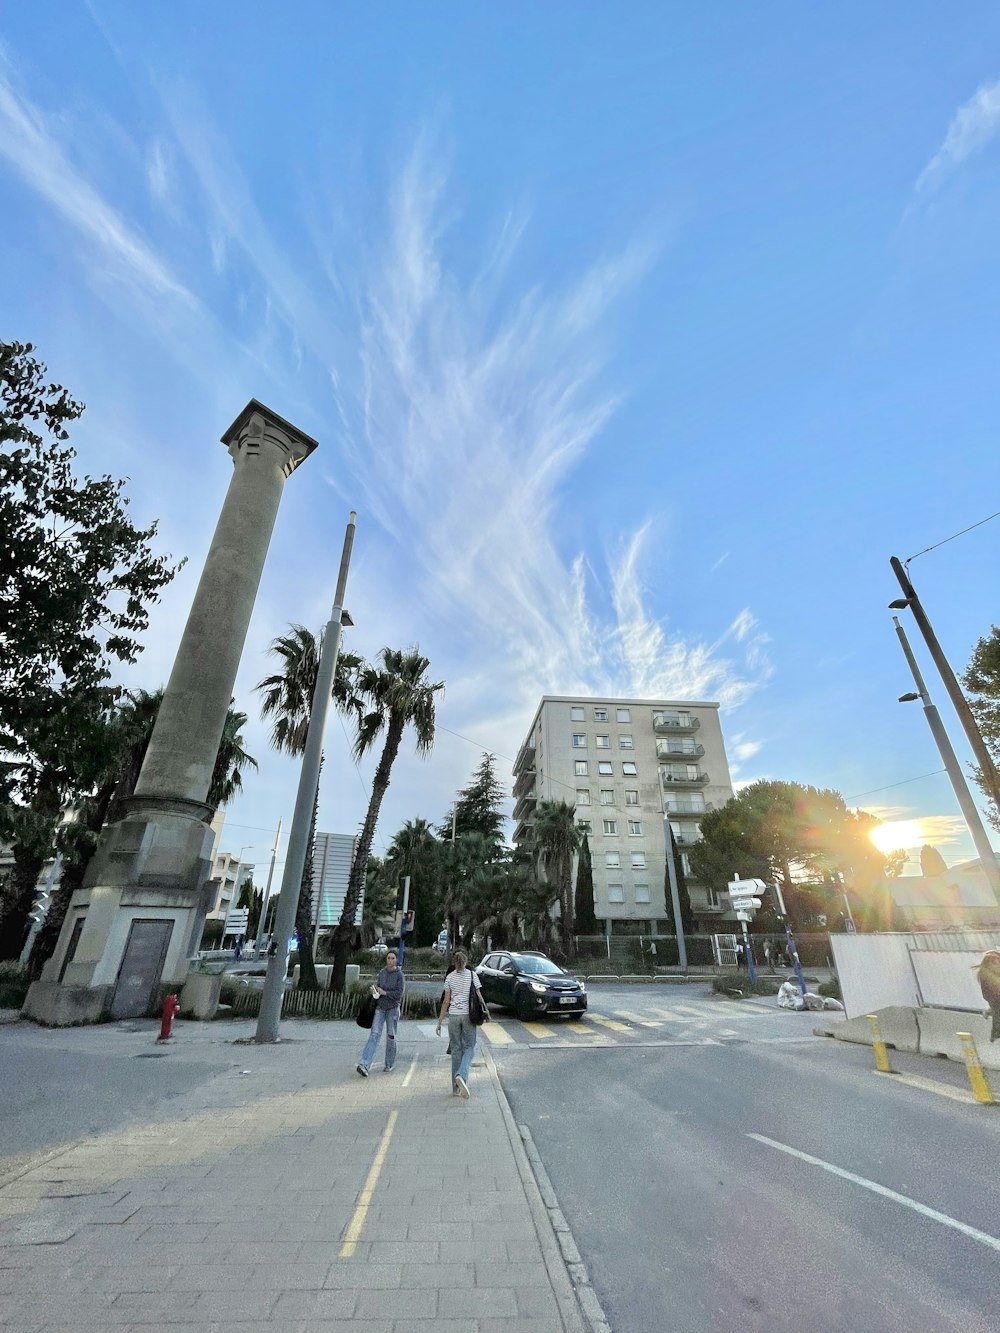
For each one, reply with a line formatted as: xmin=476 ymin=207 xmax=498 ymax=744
xmin=892 ymin=616 xmax=1000 ymax=903
xmin=661 ymin=812 xmax=688 ymax=972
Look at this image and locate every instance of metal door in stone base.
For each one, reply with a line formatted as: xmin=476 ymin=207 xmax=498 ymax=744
xmin=110 ymin=919 xmax=173 ymax=1019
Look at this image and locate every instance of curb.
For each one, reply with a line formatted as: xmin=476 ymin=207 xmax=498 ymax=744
xmin=481 ymin=1043 xmax=612 ymax=1333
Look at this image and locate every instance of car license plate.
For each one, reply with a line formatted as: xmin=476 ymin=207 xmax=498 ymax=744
xmin=559 ymin=996 xmax=575 ymax=1004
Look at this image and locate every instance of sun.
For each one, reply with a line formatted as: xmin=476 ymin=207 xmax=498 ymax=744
xmin=869 ymin=819 xmax=925 ymax=855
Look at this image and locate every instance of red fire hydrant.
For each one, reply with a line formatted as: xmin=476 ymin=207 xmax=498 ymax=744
xmin=157 ymin=993 xmax=181 ymax=1042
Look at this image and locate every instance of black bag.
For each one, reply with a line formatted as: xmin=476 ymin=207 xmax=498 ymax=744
xmin=469 ymin=980 xmax=489 ymax=1026
xmin=356 ymin=993 xmax=377 ymax=1029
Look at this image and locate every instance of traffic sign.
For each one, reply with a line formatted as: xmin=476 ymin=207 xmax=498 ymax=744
xmin=729 ymin=896 xmax=760 ymax=912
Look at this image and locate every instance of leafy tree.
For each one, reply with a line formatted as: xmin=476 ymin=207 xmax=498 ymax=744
xmin=962 ymin=626 xmax=1000 ymax=832
xmin=573 ymin=833 xmax=599 ymax=935
xmin=533 ymin=799 xmax=581 ymax=955
xmin=452 ymin=753 xmax=507 ymax=854
xmin=331 ymin=648 xmax=444 ymax=992
xmin=0 ymin=342 xmax=181 ymax=958
xmin=920 ymin=844 xmax=948 ymax=877
xmin=690 ymin=780 xmax=899 ymax=931
xmin=256 ymin=626 xmax=363 ymax=990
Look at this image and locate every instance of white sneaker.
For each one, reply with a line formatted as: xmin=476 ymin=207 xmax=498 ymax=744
xmin=455 ymin=1075 xmax=470 ymax=1099
xmin=356 ymin=1064 xmax=369 ymax=1078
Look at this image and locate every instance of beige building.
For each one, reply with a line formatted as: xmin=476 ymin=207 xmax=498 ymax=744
xmin=513 ymin=696 xmax=736 ymax=932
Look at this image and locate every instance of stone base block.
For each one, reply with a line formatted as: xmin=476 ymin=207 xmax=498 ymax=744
xmin=345 ymin=964 xmax=360 ymax=986
xmin=23 ymin=980 xmax=111 ymax=1027
xmin=292 ymin=964 xmax=333 ymax=989
xmin=180 ymin=972 xmax=224 ymax=1020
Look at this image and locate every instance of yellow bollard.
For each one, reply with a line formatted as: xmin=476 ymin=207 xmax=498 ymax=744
xmin=956 ymin=1032 xmax=996 ymax=1105
xmin=867 ymin=1014 xmax=892 ymax=1074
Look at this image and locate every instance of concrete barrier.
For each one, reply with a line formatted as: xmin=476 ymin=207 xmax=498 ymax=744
xmin=816 ymin=1005 xmax=919 ymax=1051
xmin=917 ymin=1008 xmax=1000 ymax=1070
xmin=292 ymin=964 xmax=333 ymax=989
xmin=180 ymin=972 xmax=223 ymax=1020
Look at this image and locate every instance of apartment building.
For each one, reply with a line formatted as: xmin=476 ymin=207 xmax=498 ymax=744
xmin=513 ymin=696 xmax=735 ymax=932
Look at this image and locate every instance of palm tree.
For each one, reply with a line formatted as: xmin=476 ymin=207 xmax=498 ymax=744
xmin=384 ymin=817 xmax=441 ymax=946
xmin=256 ymin=627 xmax=362 ymax=989
xmin=330 ymin=647 xmax=444 ymax=992
xmin=533 ymin=799 xmax=582 ymax=955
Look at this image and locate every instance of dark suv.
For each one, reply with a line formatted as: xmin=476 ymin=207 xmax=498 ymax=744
xmin=476 ymin=951 xmax=587 ymax=1020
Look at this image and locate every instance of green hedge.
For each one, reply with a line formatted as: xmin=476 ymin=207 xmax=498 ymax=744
xmin=0 ymin=962 xmax=29 ymax=1010
xmin=231 ymin=982 xmax=438 ymax=1021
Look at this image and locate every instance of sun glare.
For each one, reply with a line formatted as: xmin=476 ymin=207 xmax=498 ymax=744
xmin=869 ymin=819 xmax=925 ymax=854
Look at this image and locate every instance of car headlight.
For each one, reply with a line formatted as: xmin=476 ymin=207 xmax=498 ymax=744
xmin=529 ymin=981 xmax=547 ymax=993
xmin=578 ymin=981 xmax=586 ymax=993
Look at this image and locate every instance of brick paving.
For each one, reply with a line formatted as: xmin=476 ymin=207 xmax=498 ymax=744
xmin=0 ymin=1020 xmax=594 ymax=1332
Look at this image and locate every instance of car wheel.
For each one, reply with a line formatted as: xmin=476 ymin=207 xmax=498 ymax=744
xmin=514 ymin=989 xmax=535 ymax=1022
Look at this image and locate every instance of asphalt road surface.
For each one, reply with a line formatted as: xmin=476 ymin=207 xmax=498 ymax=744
xmin=491 ymin=985 xmax=1000 ymax=1333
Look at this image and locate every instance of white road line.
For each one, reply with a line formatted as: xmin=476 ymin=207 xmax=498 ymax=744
xmin=748 ymin=1133 xmax=1000 ymax=1253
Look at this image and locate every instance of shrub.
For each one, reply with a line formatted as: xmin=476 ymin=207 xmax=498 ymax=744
xmin=818 ymin=978 xmax=842 ymax=1000
xmin=0 ymin=961 xmax=30 ymax=1010
xmin=711 ymin=975 xmax=782 ymax=997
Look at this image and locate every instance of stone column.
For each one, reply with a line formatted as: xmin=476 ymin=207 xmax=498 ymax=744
xmin=25 ymin=402 xmax=317 ymax=1026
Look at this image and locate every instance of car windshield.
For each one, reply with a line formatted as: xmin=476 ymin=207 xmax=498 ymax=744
xmin=512 ymin=954 xmax=564 ymax=976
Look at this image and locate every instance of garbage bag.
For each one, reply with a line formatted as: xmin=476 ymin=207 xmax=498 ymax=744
xmin=777 ymin=981 xmax=804 ymax=1011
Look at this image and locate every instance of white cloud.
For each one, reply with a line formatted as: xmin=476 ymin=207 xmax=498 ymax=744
xmin=146 ymin=138 xmax=171 ymax=202
xmin=0 ymin=66 xmax=193 ymax=305
xmin=916 ymin=79 xmax=1000 ymax=192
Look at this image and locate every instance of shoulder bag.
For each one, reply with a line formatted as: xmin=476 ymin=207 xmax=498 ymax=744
xmin=468 ymin=977 xmax=490 ymax=1026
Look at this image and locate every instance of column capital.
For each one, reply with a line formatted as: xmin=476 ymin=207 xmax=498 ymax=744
xmin=221 ymin=399 xmax=318 ymax=476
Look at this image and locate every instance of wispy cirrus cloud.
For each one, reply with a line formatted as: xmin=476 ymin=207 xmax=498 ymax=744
xmin=0 ymin=62 xmax=193 ymax=305
xmin=916 ymin=78 xmax=1000 ymax=192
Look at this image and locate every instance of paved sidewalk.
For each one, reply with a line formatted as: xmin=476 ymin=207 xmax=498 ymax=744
xmin=0 ymin=1018 xmax=598 ymax=1333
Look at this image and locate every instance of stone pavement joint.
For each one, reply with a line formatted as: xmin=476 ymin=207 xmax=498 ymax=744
xmin=0 ymin=1018 xmax=605 ymax=1331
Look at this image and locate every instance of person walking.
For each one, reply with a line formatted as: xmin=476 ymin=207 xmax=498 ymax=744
xmin=435 ymin=949 xmax=483 ymax=1099
xmin=356 ymin=949 xmax=404 ymax=1076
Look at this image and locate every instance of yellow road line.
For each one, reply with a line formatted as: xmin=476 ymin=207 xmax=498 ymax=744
xmin=587 ymin=1013 xmax=630 ymax=1033
xmin=483 ymin=1023 xmax=515 ymax=1045
xmin=520 ymin=1022 xmax=555 ymax=1040
xmin=339 ymin=1109 xmax=398 ymax=1257
xmin=402 ymin=1054 xmax=418 ymax=1086
xmin=614 ymin=1010 xmax=663 ymax=1028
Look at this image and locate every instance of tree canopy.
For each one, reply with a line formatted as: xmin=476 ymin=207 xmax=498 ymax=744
xmin=963 ymin=626 xmax=1000 ymax=831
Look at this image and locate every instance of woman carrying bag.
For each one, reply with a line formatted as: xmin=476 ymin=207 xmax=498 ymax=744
xmin=435 ymin=950 xmax=487 ymax=1098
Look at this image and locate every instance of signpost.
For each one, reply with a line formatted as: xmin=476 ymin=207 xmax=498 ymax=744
xmin=726 ymin=875 xmax=764 ymax=984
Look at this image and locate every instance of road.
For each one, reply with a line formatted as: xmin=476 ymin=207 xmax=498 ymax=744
xmin=489 ymin=984 xmax=1000 ymax=1333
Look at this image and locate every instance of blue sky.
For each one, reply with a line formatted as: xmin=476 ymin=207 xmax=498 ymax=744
xmin=3 ymin=3 xmax=999 ymax=877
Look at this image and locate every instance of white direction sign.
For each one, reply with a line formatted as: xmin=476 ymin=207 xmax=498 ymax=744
xmin=729 ymin=896 xmax=759 ymax=912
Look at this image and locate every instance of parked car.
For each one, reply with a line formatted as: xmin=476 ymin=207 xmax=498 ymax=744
xmin=475 ymin=950 xmax=587 ymax=1020
xmin=368 ymin=940 xmax=389 ymax=955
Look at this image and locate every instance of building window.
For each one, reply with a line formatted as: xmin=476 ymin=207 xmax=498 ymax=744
xmin=681 ymin=852 xmax=692 ymax=876
xmin=576 ymin=789 xmax=591 ymax=805
xmin=622 ymin=762 xmax=637 ymax=776
xmin=575 ymin=760 xmax=589 ymax=776
xmin=631 ymin=852 xmax=646 ymax=869
xmin=628 ymin=819 xmax=643 ymax=836
xmin=619 ymin=734 xmax=634 ymax=749
xmin=577 ymin=819 xmax=592 ymax=835
xmin=600 ymin=789 xmax=615 ymax=805
xmin=607 ymin=883 xmax=625 ymax=903
xmin=605 ymin=851 xmax=621 ymax=868
xmin=571 ymin=706 xmax=585 ymax=721
xmin=594 ymin=707 xmax=608 ymax=721
xmin=634 ymin=884 xmax=651 ymax=904
xmin=625 ymin=789 xmax=639 ymax=806
xmin=603 ymin=819 xmax=618 ymax=835
xmin=598 ymin=761 xmax=613 ymax=775
xmin=572 ymin=734 xmax=586 ymax=748
xmin=616 ymin=708 xmax=631 ymax=723
xmin=596 ymin=734 xmax=610 ymax=749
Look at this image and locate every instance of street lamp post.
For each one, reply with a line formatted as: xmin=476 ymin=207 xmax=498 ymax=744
xmin=255 ymin=512 xmax=357 ymax=1044
xmin=253 ymin=818 xmax=282 ymax=960
xmin=892 ymin=616 xmax=1000 ymax=903
xmin=661 ymin=813 xmax=688 ymax=972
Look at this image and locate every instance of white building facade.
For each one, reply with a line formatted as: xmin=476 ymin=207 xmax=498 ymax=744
xmin=513 ymin=696 xmax=736 ymax=932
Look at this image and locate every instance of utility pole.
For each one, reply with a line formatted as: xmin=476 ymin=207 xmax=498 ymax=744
xmin=893 ymin=616 xmax=1000 ymax=903
xmin=662 ymin=816 xmax=688 ymax=972
xmin=256 ymin=513 xmax=357 ymax=1043
xmin=890 ymin=556 xmax=1000 ymax=818
xmin=254 ymin=817 xmax=282 ymax=960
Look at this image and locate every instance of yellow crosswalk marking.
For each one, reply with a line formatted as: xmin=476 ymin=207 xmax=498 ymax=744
xmin=613 ymin=1009 xmax=663 ymax=1028
xmin=566 ymin=1021 xmax=600 ymax=1036
xmin=520 ymin=1021 xmax=556 ymax=1039
xmin=673 ymin=1005 xmax=712 ymax=1018
xmin=483 ymin=1023 xmax=515 ymax=1044
xmin=587 ymin=1013 xmax=631 ymax=1033
xmin=647 ymin=1006 xmax=695 ymax=1022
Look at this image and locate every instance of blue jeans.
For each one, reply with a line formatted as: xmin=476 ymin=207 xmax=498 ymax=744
xmin=359 ymin=1006 xmax=399 ymax=1070
xmin=448 ymin=1014 xmax=476 ymax=1087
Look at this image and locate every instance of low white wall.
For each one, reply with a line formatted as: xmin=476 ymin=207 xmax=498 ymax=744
xmin=830 ymin=934 xmax=919 ymax=1018
xmin=911 ymin=951 xmax=987 ymax=1011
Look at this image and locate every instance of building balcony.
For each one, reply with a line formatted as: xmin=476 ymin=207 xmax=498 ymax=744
xmin=512 ymin=792 xmax=537 ymax=823
xmin=664 ymin=798 xmax=713 ymax=816
xmin=652 ymin=713 xmax=700 ymax=733
xmin=512 ymin=767 xmax=536 ymax=799
xmin=656 ymin=740 xmax=704 ymax=760
xmin=671 ymin=830 xmax=701 ymax=847
xmin=513 ymin=818 xmax=534 ymax=845
xmin=660 ymin=770 xmax=710 ymax=788
xmin=513 ymin=744 xmax=535 ymax=777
